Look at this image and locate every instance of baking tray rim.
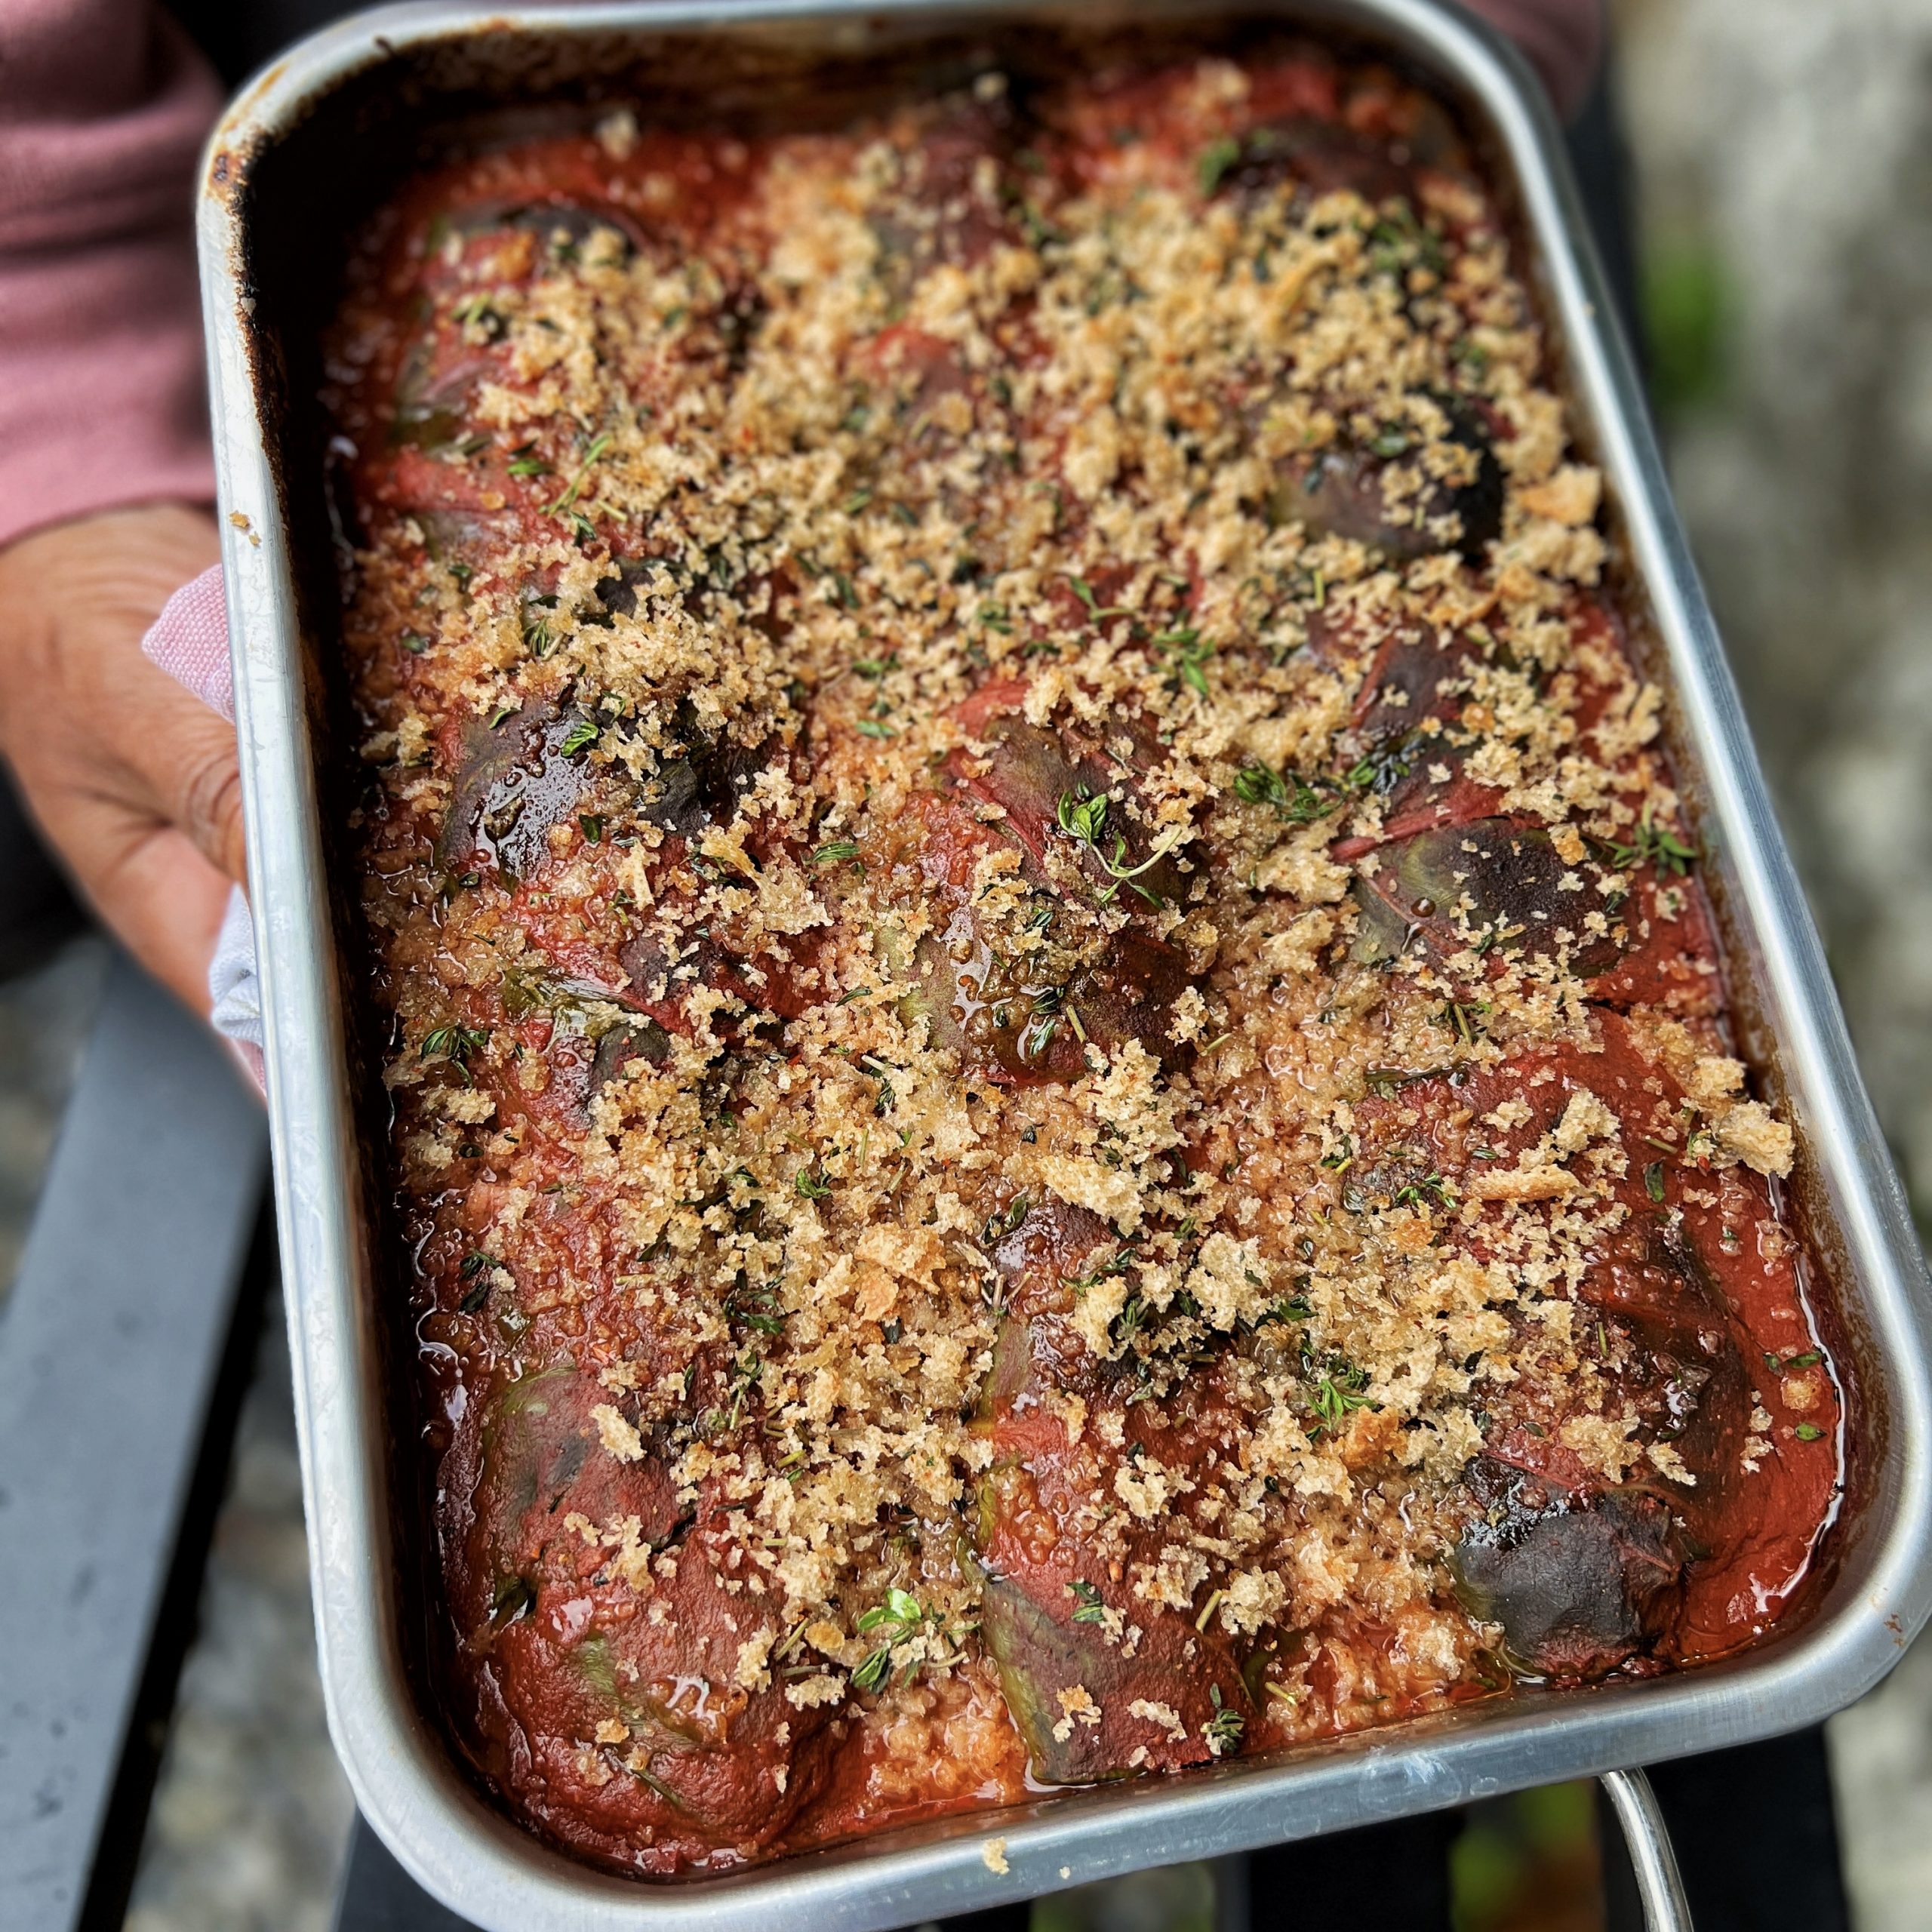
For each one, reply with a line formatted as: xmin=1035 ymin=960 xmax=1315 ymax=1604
xmin=195 ymin=2 xmax=1932 ymax=1927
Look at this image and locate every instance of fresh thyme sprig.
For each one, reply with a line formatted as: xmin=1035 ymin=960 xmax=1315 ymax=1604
xmin=1065 ymin=574 xmax=1134 ymax=624
xmin=1204 ymin=1684 xmax=1244 ymax=1755
xmin=851 ymin=1588 xmax=950 ymax=1691
xmin=1340 ymin=736 xmax=1415 ymax=796
xmin=541 ymin=430 xmax=611 ymax=518
xmin=1233 ymin=761 xmax=1335 ymax=824
xmin=1054 ymin=787 xmax=1181 ymax=906
xmin=1604 ymin=810 xmax=1699 ymax=876
xmin=1309 ymin=1360 xmax=1374 ymax=1435
xmin=420 ymin=1021 xmax=488 ymax=1088
xmin=1068 ymin=1580 xmax=1109 ymax=1625
xmin=421 ymin=1023 xmax=487 ymax=1067
xmin=1153 ymin=626 xmax=1214 ymax=697
xmin=1198 ymin=136 xmax=1241 ymax=196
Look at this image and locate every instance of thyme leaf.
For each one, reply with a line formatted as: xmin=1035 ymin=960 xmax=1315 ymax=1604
xmin=541 ymin=430 xmax=611 ymax=517
xmin=1233 ymin=760 xmax=1334 ymax=824
xmin=1606 ymin=811 xmax=1700 ymax=877
xmin=1198 ymin=136 xmax=1241 ymax=196
xmin=1204 ymin=1683 xmax=1244 ymax=1755
xmin=1068 ymin=1580 xmax=1109 ymax=1624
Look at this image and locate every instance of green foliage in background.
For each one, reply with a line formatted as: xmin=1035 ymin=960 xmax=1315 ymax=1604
xmin=1031 ymin=1859 xmax=1217 ymax=1932
xmin=1002 ymin=1780 xmax=1604 ymax=1932
xmin=1450 ymin=1779 xmax=1601 ymax=1932
xmin=1644 ymin=231 xmax=1732 ymax=420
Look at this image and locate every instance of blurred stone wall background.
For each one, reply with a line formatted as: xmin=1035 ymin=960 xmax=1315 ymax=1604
xmin=1613 ymin=4 xmax=1932 ymax=1925
xmin=109 ymin=2 xmax=1932 ymax=1925
xmin=1618 ymin=0 xmax=1932 ymax=1235
xmin=1 ymin=2 xmax=1929 ymax=1927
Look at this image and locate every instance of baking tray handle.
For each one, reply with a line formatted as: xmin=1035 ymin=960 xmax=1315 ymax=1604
xmin=1598 ymin=1768 xmax=1695 ymax=1931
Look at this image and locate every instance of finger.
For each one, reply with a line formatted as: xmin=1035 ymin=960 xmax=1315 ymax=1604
xmin=13 ymin=768 xmax=233 ymax=1016
xmin=15 ymin=503 xmax=223 ymax=638
xmin=1 ymin=503 xmax=240 ymax=882
xmin=124 ymin=678 xmax=249 ymax=886
xmin=82 ymin=820 xmax=234 ymax=1017
xmin=69 ymin=635 xmax=251 ymax=888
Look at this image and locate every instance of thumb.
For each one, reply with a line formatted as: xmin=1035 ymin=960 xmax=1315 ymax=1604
xmin=121 ymin=657 xmax=249 ymax=886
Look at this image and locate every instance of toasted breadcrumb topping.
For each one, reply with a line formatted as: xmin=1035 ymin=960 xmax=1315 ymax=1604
xmin=328 ymin=45 xmax=1839 ymax=1872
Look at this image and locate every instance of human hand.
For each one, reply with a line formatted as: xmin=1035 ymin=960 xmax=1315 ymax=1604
xmin=0 ymin=503 xmax=240 ymax=1014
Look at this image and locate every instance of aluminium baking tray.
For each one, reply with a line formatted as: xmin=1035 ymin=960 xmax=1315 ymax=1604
xmin=195 ymin=3 xmax=1932 ymax=1927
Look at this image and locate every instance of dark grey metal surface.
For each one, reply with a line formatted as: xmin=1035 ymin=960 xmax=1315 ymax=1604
xmin=0 ymin=954 xmax=266 ymax=1930
xmin=337 ymin=1818 xmax=482 ymax=1932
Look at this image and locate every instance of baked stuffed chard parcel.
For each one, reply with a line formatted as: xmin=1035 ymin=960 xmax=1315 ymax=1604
xmin=326 ymin=42 xmax=1843 ymax=1874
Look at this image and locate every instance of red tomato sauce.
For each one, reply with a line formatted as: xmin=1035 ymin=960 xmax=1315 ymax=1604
xmin=327 ymin=41 xmax=1844 ymax=1877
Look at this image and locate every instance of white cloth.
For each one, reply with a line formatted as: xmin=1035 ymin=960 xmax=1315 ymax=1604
xmin=139 ymin=561 xmax=263 ymax=1086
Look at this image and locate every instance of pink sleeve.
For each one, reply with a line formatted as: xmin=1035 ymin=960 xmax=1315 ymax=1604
xmin=0 ymin=0 xmax=222 ymax=552
xmin=1463 ymin=0 xmax=1604 ymax=120
xmin=0 ymin=0 xmax=1598 ymax=561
